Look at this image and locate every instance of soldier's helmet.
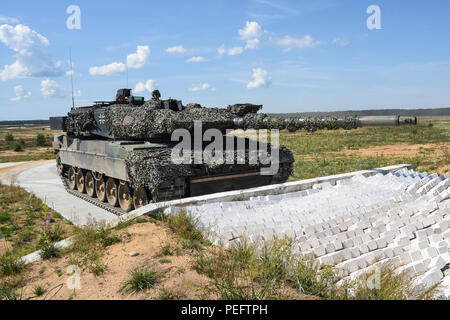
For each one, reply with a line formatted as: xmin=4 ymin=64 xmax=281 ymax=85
xmin=152 ymin=90 xmax=161 ymax=99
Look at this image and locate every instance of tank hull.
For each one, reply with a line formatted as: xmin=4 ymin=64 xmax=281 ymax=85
xmin=54 ymin=133 xmax=294 ymax=214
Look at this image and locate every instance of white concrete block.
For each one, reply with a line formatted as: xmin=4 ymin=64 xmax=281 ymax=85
xmin=420 ymin=268 xmax=444 ymax=289
xmin=313 ymin=246 xmax=326 ymax=257
xmin=429 ymin=256 xmax=447 ymax=270
xmin=423 ymin=247 xmax=439 ymax=259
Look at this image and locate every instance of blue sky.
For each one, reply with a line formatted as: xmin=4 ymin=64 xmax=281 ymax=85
xmin=0 ymin=0 xmax=450 ymax=120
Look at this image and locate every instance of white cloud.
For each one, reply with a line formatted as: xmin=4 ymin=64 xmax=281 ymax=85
xmin=126 ymin=45 xmax=150 ymax=69
xmin=218 ymin=45 xmax=244 ymax=56
xmin=189 ymin=83 xmax=210 ymax=92
xmin=90 ymin=45 xmax=150 ymax=76
xmin=0 ymin=16 xmax=19 ymax=24
xmin=332 ymin=37 xmax=350 ymax=46
xmin=238 ymin=21 xmax=263 ymax=49
xmin=247 ymin=68 xmax=271 ymax=89
xmin=89 ymin=62 xmax=126 ymax=76
xmin=166 ymin=45 xmax=187 ymax=54
xmin=134 ymin=80 xmax=156 ymax=94
xmin=274 ymin=35 xmax=320 ymax=51
xmin=186 ymin=56 xmax=208 ymax=63
xmin=40 ymin=79 xmax=65 ymax=98
xmin=0 ymin=24 xmax=63 ymax=81
xmin=245 ymin=38 xmax=260 ymax=49
xmin=10 ymin=85 xmax=31 ymax=101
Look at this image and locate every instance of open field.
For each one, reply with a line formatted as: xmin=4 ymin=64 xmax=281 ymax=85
xmin=280 ymin=118 xmax=450 ymax=180
xmin=0 ymin=126 xmax=60 ymax=163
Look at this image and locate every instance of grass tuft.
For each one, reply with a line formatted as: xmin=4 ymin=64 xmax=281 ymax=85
xmin=32 ymin=285 xmax=46 ymax=297
xmin=39 ymin=243 xmax=59 ymax=260
xmin=0 ymin=254 xmax=25 ymax=276
xmin=163 ymin=211 xmax=209 ymax=246
xmin=119 ymin=267 xmax=159 ymax=295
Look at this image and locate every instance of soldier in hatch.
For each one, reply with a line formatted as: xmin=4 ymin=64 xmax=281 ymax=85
xmin=151 ymin=90 xmax=161 ymax=101
xmin=146 ymin=89 xmax=163 ymax=110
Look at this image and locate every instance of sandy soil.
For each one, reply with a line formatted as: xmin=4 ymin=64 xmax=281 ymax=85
xmin=17 ymin=220 xmax=316 ymax=300
xmin=0 ymin=147 xmax=52 ymax=158
xmin=20 ymin=222 xmax=211 ymax=300
xmin=341 ymin=143 xmax=448 ymax=157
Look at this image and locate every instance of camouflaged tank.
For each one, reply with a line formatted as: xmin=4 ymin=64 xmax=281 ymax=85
xmin=50 ymin=89 xmax=416 ymax=214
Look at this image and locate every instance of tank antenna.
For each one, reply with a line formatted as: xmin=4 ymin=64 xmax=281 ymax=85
xmin=69 ymin=48 xmax=75 ymax=109
xmin=126 ymin=61 xmax=129 ymax=88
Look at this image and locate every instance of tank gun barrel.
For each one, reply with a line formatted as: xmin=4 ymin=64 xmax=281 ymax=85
xmin=231 ymin=114 xmax=417 ymax=133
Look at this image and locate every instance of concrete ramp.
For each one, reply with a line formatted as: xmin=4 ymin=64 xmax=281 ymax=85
xmin=1 ymin=161 xmax=116 ymax=226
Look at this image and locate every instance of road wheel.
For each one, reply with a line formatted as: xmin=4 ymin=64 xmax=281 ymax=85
xmin=118 ymin=182 xmax=133 ymax=212
xmin=68 ymin=167 xmax=76 ymax=190
xmin=85 ymin=171 xmax=96 ymax=198
xmin=106 ymin=178 xmax=119 ymax=207
xmin=95 ymin=175 xmax=107 ymax=202
xmin=76 ymin=168 xmax=86 ymax=193
xmin=133 ymin=187 xmax=149 ymax=209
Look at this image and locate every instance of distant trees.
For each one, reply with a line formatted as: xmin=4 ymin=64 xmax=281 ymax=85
xmin=5 ymin=133 xmax=14 ymax=142
xmin=36 ymin=134 xmax=47 ymax=147
xmin=13 ymin=143 xmax=23 ymax=152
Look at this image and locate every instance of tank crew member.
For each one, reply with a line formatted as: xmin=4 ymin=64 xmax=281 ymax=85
xmin=151 ymin=90 xmax=161 ymax=101
xmin=146 ymin=89 xmax=164 ymax=110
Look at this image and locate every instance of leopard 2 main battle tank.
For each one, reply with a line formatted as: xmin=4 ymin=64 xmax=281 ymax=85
xmin=50 ymin=89 xmax=417 ymax=215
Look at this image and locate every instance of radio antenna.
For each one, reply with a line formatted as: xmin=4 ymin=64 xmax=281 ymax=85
xmin=126 ymin=61 xmax=129 ymax=88
xmin=69 ymin=48 xmax=75 ymax=109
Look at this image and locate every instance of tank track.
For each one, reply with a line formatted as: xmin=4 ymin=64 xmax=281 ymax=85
xmin=58 ymin=168 xmax=126 ymax=216
xmin=57 ymin=160 xmax=294 ymax=217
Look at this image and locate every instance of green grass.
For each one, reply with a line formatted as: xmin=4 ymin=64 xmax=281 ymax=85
xmin=0 ymin=254 xmax=25 ymax=277
xmin=159 ymin=258 xmax=171 ymax=264
xmin=342 ymin=263 xmax=439 ymax=300
xmin=280 ymin=120 xmax=450 ymax=180
xmin=155 ymin=242 xmax=180 ymax=257
xmin=163 ymin=211 xmax=210 ymax=246
xmin=0 ymin=183 xmax=72 ymax=258
xmin=281 ymin=122 xmax=450 ymax=155
xmin=0 ymin=126 xmax=58 ymax=163
xmin=67 ymin=220 xmax=121 ymax=276
xmin=39 ymin=243 xmax=59 ymax=260
xmin=32 ymin=285 xmax=46 ymax=297
xmin=119 ymin=267 xmax=160 ymax=295
xmin=0 ymin=280 xmax=23 ymax=300
xmin=157 ymin=287 xmax=175 ymax=300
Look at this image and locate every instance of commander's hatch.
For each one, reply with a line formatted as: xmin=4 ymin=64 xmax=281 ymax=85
xmin=162 ymin=99 xmax=184 ymax=111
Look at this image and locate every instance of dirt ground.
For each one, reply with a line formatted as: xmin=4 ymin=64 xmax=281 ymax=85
xmin=341 ymin=143 xmax=447 ymax=157
xmin=342 ymin=143 xmax=450 ymax=173
xmin=18 ymin=221 xmax=315 ymax=300
xmin=20 ymin=222 xmax=210 ymax=300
